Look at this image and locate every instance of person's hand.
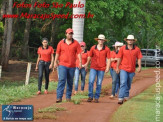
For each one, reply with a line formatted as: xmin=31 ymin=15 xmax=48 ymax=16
xmin=54 ymin=62 xmax=58 ymax=68
xmin=137 ymin=67 xmax=141 ymax=73
xmin=79 ymin=62 xmax=82 ymax=69
xmin=116 ymin=67 xmax=120 ymax=74
xmin=105 ymin=68 xmax=109 ymax=73
xmin=49 ymin=64 xmax=53 ymax=69
xmin=83 ymin=64 xmax=88 ymax=71
xmin=35 ymin=66 xmax=38 ymax=71
xmin=53 ymin=62 xmax=58 ymax=72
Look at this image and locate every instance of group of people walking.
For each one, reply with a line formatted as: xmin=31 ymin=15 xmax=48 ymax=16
xmin=35 ymin=28 xmax=142 ymax=104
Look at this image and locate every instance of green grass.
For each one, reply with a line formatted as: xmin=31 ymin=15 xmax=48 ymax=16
xmin=71 ymin=82 xmax=112 ymax=104
xmin=71 ymin=91 xmax=89 ymax=104
xmin=110 ymin=81 xmax=163 ymax=122
xmin=0 ymin=77 xmax=58 ymax=105
xmin=34 ymin=104 xmax=66 ymax=120
xmin=38 ymin=105 xmax=66 ymax=113
xmin=34 ymin=114 xmax=57 ymax=120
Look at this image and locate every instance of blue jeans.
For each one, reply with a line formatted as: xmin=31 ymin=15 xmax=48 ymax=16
xmin=57 ymin=65 xmax=75 ymax=99
xmin=38 ymin=60 xmax=51 ymax=91
xmin=110 ymin=68 xmax=113 ymax=78
xmin=111 ymin=69 xmax=120 ymax=96
xmin=74 ymin=67 xmax=87 ymax=91
xmin=118 ymin=70 xmax=135 ymax=100
xmin=115 ymin=77 xmax=120 ymax=94
xmin=88 ymin=68 xmax=105 ymax=99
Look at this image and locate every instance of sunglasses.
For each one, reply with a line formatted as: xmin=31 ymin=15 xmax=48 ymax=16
xmin=98 ymin=39 xmax=105 ymax=41
xmin=81 ymin=45 xmax=85 ymax=47
xmin=42 ymin=41 xmax=48 ymax=43
xmin=127 ymin=39 xmax=134 ymax=41
xmin=68 ymin=32 xmax=73 ymax=35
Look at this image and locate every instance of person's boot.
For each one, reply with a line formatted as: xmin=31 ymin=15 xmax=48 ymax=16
xmin=87 ymin=97 xmax=93 ymax=102
xmin=124 ymin=97 xmax=129 ymax=101
xmin=118 ymin=100 xmax=123 ymax=104
xmin=56 ymin=98 xmax=62 ymax=103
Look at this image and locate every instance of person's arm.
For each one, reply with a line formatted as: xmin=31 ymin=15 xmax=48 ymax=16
xmin=49 ymin=54 xmax=54 ymax=69
xmin=137 ymin=59 xmax=142 ymax=73
xmin=85 ymin=56 xmax=91 ymax=66
xmin=78 ymin=53 xmax=82 ymax=69
xmin=35 ymin=55 xmax=40 ymax=71
xmin=54 ymin=53 xmax=59 ymax=69
xmin=83 ymin=56 xmax=90 ymax=71
xmin=115 ymin=47 xmax=123 ymax=74
xmin=105 ymin=48 xmax=111 ymax=73
xmin=116 ymin=58 xmax=121 ymax=73
xmin=53 ymin=42 xmax=61 ymax=70
xmin=137 ymin=48 xmax=143 ymax=73
xmin=85 ymin=47 xmax=93 ymax=67
xmin=105 ymin=58 xmax=111 ymax=73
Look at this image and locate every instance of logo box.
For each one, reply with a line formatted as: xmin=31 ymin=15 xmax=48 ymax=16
xmin=2 ymin=105 xmax=33 ymax=121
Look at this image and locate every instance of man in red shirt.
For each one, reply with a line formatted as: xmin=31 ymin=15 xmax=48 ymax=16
xmin=116 ymin=35 xmax=143 ymax=104
xmin=53 ymin=28 xmax=82 ymax=103
xmin=85 ymin=34 xmax=111 ymax=103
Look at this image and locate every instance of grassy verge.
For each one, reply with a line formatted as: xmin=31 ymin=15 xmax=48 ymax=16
xmin=34 ymin=104 xmax=66 ymax=120
xmin=110 ymin=81 xmax=163 ymax=122
xmin=38 ymin=105 xmax=66 ymax=113
xmin=0 ymin=77 xmax=58 ymax=105
xmin=71 ymin=91 xmax=89 ymax=104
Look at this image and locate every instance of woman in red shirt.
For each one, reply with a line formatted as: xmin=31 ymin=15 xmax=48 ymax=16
xmin=110 ymin=42 xmax=123 ymax=98
xmin=35 ymin=38 xmax=54 ymax=95
xmin=74 ymin=42 xmax=89 ymax=95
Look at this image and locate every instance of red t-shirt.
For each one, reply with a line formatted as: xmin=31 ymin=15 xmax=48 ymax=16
xmin=89 ymin=45 xmax=110 ymax=71
xmin=110 ymin=51 xmax=120 ymax=70
xmin=117 ymin=45 xmax=143 ymax=73
xmin=56 ymin=39 xmax=82 ymax=68
xmin=76 ymin=50 xmax=89 ymax=67
xmin=37 ymin=46 xmax=54 ymax=62
xmin=110 ymin=51 xmax=116 ymax=70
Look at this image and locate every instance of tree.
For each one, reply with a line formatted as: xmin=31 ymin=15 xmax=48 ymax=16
xmin=1 ymin=0 xmax=13 ymax=70
xmin=10 ymin=0 xmax=26 ymax=45
xmin=72 ymin=0 xmax=86 ymax=43
xmin=22 ymin=0 xmax=36 ymax=59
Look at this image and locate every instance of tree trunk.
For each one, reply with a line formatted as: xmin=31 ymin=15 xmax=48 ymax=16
xmin=22 ymin=0 xmax=36 ymax=59
xmin=11 ymin=0 xmax=26 ymax=45
xmin=1 ymin=0 xmax=13 ymax=70
xmin=72 ymin=0 xmax=86 ymax=43
xmin=50 ymin=20 xmax=55 ymax=47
